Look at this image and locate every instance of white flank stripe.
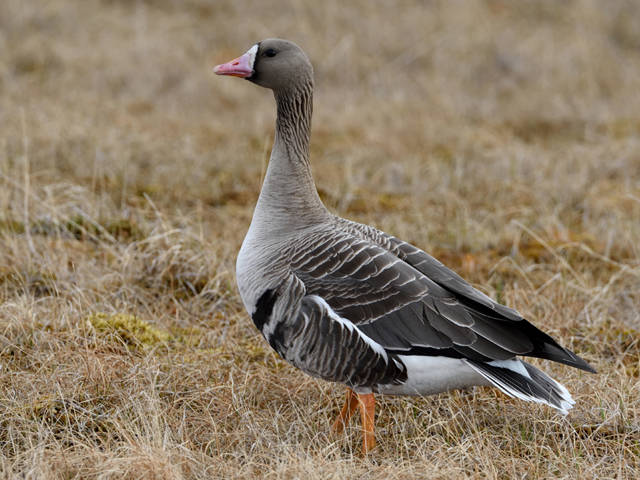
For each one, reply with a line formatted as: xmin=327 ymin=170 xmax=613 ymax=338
xmin=308 ymin=295 xmax=388 ymax=363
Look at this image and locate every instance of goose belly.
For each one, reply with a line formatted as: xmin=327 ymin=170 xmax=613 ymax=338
xmin=376 ymin=356 xmax=490 ymax=396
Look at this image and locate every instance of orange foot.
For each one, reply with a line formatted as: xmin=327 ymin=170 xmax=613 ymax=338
xmin=331 ymin=388 xmax=358 ymax=434
xmin=332 ymin=388 xmax=376 ymax=454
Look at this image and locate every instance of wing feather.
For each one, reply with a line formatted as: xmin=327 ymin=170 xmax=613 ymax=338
xmin=320 ymin=218 xmax=594 ymax=371
xmin=291 ymin=229 xmax=493 ymax=356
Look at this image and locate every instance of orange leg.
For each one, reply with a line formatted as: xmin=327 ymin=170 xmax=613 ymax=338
xmin=357 ymin=392 xmax=376 ymax=454
xmin=331 ymin=388 xmax=358 ymax=434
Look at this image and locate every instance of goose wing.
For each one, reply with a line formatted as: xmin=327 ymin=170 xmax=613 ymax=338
xmin=335 ymin=218 xmax=522 ymax=319
xmin=289 ymin=222 xmax=594 ymax=372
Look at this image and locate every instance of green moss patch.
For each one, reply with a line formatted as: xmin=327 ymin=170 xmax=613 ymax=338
xmin=87 ymin=313 xmax=171 ymax=349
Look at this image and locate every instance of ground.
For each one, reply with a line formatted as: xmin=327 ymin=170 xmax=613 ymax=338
xmin=0 ymin=0 xmax=639 ymax=478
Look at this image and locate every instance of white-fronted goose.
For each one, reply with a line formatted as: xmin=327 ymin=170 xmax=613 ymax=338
xmin=214 ymin=39 xmax=595 ymax=454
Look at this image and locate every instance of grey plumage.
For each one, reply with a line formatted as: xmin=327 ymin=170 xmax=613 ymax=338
xmin=220 ymin=39 xmax=594 ymax=415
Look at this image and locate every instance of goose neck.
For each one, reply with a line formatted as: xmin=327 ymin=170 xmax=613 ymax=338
xmin=274 ymin=82 xmax=313 ymax=163
xmin=252 ymin=81 xmax=327 ymax=226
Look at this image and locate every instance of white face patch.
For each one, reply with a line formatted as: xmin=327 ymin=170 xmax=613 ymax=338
xmin=245 ymin=44 xmax=259 ymax=70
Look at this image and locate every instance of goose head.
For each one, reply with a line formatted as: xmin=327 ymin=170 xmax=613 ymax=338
xmin=214 ymin=39 xmax=313 ymax=91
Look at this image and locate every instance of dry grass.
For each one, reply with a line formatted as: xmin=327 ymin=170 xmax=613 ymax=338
xmin=1 ymin=0 xmax=639 ymax=478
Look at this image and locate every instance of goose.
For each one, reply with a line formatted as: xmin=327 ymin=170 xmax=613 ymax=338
xmin=213 ymin=39 xmax=595 ymax=454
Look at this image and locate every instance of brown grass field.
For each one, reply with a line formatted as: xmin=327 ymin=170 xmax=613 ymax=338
xmin=1 ymin=0 xmax=639 ymax=478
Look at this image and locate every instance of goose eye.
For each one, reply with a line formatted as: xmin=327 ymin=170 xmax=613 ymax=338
xmin=264 ymin=48 xmax=277 ymax=58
